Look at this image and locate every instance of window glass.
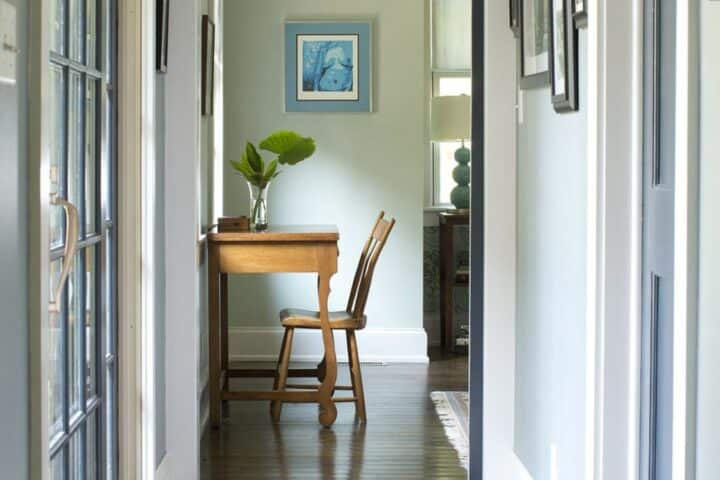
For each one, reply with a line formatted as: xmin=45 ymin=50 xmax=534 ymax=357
xmin=85 ymin=248 xmax=97 ymax=401
xmin=68 ymin=254 xmax=83 ymax=418
xmin=438 ymin=76 xmax=472 ymax=96
xmin=69 ymin=0 xmax=83 ymax=62
xmin=86 ymin=80 xmax=98 ymax=234
xmin=434 ymin=75 xmax=472 ymax=205
xmin=50 ymin=65 xmax=66 ymax=248
xmin=432 ymin=0 xmax=472 ymax=70
xmin=50 ymin=449 xmax=65 ymax=480
xmin=87 ymin=0 xmax=97 ymax=68
xmin=51 ymin=0 xmax=65 ymax=54
xmin=49 ymin=259 xmax=65 ymax=440
xmin=86 ymin=411 xmax=97 ymax=480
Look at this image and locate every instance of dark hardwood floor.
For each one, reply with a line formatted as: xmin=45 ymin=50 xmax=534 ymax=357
xmin=200 ymin=349 xmax=468 ymax=479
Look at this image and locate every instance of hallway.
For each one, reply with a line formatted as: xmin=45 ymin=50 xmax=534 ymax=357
xmin=201 ymin=353 xmax=468 ymax=479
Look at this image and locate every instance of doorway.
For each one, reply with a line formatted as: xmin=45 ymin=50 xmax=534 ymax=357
xmin=199 ymin=0 xmax=475 ymax=477
xmin=47 ymin=0 xmax=118 ymax=477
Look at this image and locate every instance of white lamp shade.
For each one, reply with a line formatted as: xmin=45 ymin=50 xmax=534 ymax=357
xmin=430 ymin=95 xmax=471 ymax=142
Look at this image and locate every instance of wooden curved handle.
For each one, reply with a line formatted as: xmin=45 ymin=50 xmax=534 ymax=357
xmin=49 ymin=194 xmax=80 ymax=313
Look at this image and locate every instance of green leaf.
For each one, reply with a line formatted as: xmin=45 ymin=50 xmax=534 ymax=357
xmin=230 ymin=158 xmax=257 ymax=184
xmin=264 ymin=159 xmax=279 ymax=182
xmin=259 ymin=130 xmax=316 ymax=165
xmin=245 ymin=142 xmax=264 ymax=173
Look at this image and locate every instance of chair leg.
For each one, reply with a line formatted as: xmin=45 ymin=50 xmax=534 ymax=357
xmin=346 ymin=330 xmax=367 ymax=422
xmin=271 ymin=327 xmax=294 ymax=422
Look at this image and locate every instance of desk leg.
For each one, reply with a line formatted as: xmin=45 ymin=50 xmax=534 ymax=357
xmin=317 ymin=269 xmax=338 ymax=427
xmin=208 ymin=250 xmax=222 ymax=428
xmin=439 ymin=221 xmax=454 ymax=351
xmin=221 ymin=274 xmax=229 ymax=377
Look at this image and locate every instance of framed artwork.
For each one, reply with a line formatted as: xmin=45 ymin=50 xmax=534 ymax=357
xmin=519 ymin=0 xmax=549 ymax=89
xmin=201 ymin=15 xmax=215 ymax=116
xmin=509 ymin=0 xmax=519 ymax=37
xmin=549 ymin=0 xmax=578 ymax=112
xmin=285 ymin=22 xmax=372 ymax=112
xmin=156 ymin=0 xmax=169 ymax=72
xmin=573 ymin=0 xmax=588 ymax=28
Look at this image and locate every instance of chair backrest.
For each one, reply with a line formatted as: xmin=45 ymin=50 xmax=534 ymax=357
xmin=346 ymin=211 xmax=396 ymax=319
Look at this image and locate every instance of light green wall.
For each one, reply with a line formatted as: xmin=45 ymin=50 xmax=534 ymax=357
xmin=696 ymin=1 xmax=720 ymax=477
xmin=222 ymin=0 xmax=426 ymax=331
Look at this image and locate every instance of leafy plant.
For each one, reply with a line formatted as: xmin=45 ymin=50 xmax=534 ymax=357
xmin=230 ymin=130 xmax=316 ymax=226
xmin=230 ymin=130 xmax=316 ymax=188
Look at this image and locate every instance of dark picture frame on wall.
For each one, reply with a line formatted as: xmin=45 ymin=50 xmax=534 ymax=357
xmin=201 ymin=15 xmax=215 ymax=116
xmin=573 ymin=0 xmax=588 ymax=28
xmin=549 ymin=0 xmax=578 ymax=112
xmin=519 ymin=0 xmax=550 ymax=89
xmin=156 ymin=0 xmax=169 ymax=72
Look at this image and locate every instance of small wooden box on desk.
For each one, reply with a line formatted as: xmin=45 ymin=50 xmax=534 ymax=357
xmin=438 ymin=210 xmax=469 ymax=352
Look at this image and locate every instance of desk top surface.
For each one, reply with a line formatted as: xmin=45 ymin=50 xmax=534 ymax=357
xmin=208 ymin=225 xmax=339 ymax=243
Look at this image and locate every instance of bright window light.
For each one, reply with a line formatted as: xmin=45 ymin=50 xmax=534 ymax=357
xmin=434 ymin=75 xmax=472 ymax=206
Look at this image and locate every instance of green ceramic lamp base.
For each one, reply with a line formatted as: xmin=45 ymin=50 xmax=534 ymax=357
xmin=451 ymin=145 xmax=471 ymax=210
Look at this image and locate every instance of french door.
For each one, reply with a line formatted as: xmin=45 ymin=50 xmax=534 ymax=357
xmin=48 ymin=0 xmax=118 ymax=478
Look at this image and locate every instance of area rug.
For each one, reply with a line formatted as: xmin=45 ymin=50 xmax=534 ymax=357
xmin=431 ymin=391 xmax=469 ymax=470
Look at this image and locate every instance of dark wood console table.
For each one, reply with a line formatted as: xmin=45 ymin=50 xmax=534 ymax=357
xmin=439 ymin=211 xmax=469 ymax=351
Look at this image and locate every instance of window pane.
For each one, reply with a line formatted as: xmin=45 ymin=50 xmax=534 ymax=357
xmin=69 ymin=0 xmax=83 ymax=62
xmin=50 ymin=449 xmax=66 ymax=480
xmin=85 ymin=248 xmax=97 ymax=400
xmin=51 ymin=0 xmax=65 ymax=54
xmin=69 ymin=429 xmax=83 ymax=480
xmin=437 ymin=141 xmax=471 ymax=206
xmin=432 ymin=0 xmax=472 ymax=70
xmin=105 ymin=363 xmax=117 ymax=478
xmin=68 ymin=253 xmax=83 ymax=417
xmin=49 ymin=259 xmax=65 ymax=440
xmin=438 ymin=76 xmax=472 ymax=96
xmin=85 ymin=80 xmax=98 ymax=234
xmin=68 ymin=72 xmax=83 ymax=228
xmin=50 ymin=65 xmax=66 ymax=248
xmin=433 ymin=75 xmax=472 ymax=206
xmin=86 ymin=411 xmax=97 ymax=480
xmin=87 ymin=0 xmax=97 ymax=68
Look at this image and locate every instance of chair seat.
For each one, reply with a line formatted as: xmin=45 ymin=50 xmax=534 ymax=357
xmin=279 ymin=308 xmax=367 ymax=330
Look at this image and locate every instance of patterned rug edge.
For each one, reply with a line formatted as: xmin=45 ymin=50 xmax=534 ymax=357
xmin=431 ymin=391 xmax=469 ymax=471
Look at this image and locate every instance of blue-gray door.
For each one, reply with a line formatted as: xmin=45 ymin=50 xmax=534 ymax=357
xmin=47 ymin=0 xmax=118 ymax=478
xmin=641 ymin=0 xmax=675 ymax=478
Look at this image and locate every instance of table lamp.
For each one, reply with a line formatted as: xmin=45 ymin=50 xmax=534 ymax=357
xmin=430 ymin=94 xmax=471 ymax=210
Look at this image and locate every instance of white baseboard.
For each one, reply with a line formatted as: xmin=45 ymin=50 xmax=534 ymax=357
xmin=229 ymin=327 xmax=429 ymax=364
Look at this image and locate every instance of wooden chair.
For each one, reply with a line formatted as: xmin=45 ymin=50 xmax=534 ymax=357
xmin=271 ymin=212 xmax=396 ymax=423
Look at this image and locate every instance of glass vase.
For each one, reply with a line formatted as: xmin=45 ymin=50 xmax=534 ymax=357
xmin=248 ymin=182 xmax=270 ymax=230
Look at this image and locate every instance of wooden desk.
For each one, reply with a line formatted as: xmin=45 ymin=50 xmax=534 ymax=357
xmin=439 ymin=211 xmax=469 ymax=351
xmin=207 ymin=225 xmax=340 ymax=428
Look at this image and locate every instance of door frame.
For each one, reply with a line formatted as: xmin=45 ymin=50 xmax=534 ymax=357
xmin=592 ymin=0 xmax=701 ymax=478
xmin=28 ymin=1 xmax=149 ymax=478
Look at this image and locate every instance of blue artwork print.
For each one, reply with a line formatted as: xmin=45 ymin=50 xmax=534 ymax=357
xmin=285 ymin=22 xmax=371 ymax=112
xmin=302 ymin=40 xmax=354 ymax=92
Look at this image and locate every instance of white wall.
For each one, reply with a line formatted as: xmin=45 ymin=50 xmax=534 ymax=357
xmin=513 ymin=33 xmax=588 ymax=480
xmin=161 ymin=0 xmax=202 ymax=477
xmin=479 ymin=0 xmax=519 ymax=477
xmin=223 ymin=0 xmax=427 ymax=363
xmin=695 ymin=1 xmax=720 ymax=477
